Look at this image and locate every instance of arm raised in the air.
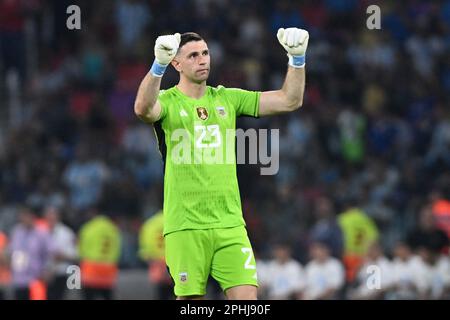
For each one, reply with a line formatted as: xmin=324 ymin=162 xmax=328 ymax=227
xmin=134 ymin=33 xmax=180 ymax=123
xmin=259 ymin=28 xmax=308 ymax=117
xmin=134 ymin=73 xmax=163 ymax=123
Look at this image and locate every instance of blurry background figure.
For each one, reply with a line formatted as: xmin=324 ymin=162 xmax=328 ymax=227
xmin=115 ymin=0 xmax=151 ymax=53
xmin=258 ymin=242 xmax=304 ymax=300
xmin=0 ymin=0 xmax=33 ymax=86
xmin=63 ymin=144 xmax=110 ymax=215
xmin=430 ymin=189 xmax=450 ymax=247
xmin=303 ymin=241 xmax=344 ymax=300
xmin=78 ymin=205 xmax=121 ymax=300
xmin=0 ymin=231 xmax=11 ymax=300
xmin=413 ymin=234 xmax=450 ymax=300
xmin=390 ymin=242 xmax=424 ymax=300
xmin=338 ymin=201 xmax=379 ymax=285
xmin=26 ymin=178 xmax=66 ymax=216
xmin=309 ymin=196 xmax=343 ymax=259
xmin=347 ymin=242 xmax=394 ymax=300
xmin=44 ymin=206 xmax=78 ymax=300
xmin=9 ymin=207 xmax=52 ymax=300
xmin=406 ymin=203 xmax=450 ymax=299
xmin=138 ymin=210 xmax=172 ymax=300
xmin=407 ymin=204 xmax=449 ymax=255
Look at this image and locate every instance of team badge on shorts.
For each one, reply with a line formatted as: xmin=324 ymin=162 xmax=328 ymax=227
xmin=196 ymin=107 xmax=208 ymax=120
xmin=216 ymin=106 xmax=226 ymax=117
xmin=179 ymin=272 xmax=188 ymax=283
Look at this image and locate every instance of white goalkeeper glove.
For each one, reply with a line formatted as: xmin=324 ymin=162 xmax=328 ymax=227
xmin=277 ymin=28 xmax=309 ymax=68
xmin=150 ymin=33 xmax=181 ymax=77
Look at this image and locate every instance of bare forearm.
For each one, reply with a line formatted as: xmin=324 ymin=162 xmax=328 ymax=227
xmin=281 ymin=66 xmax=305 ymax=107
xmin=134 ymin=72 xmax=162 ymax=122
xmin=259 ymin=27 xmax=308 ymax=116
xmin=259 ymin=66 xmax=306 ymax=116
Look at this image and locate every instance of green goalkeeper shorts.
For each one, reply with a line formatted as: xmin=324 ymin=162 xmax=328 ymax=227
xmin=164 ymin=225 xmax=258 ymax=297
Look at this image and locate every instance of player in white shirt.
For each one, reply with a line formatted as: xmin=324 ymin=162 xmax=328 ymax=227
xmin=303 ymin=241 xmax=344 ymax=300
xmin=348 ymin=242 xmax=394 ymax=300
xmin=258 ymin=243 xmax=304 ymax=300
xmin=44 ymin=206 xmax=78 ymax=300
xmin=414 ymin=246 xmax=450 ymax=299
xmin=390 ymin=242 xmax=425 ymax=299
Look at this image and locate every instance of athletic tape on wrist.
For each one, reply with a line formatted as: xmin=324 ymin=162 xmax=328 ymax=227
xmin=150 ymin=60 xmax=168 ymax=77
xmin=288 ymin=54 xmax=306 ymax=68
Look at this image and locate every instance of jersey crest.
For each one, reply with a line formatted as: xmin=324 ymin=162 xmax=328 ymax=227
xmin=196 ymin=107 xmax=208 ymax=120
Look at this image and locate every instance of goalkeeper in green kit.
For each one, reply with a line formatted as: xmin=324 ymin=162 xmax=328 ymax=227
xmin=134 ymin=28 xmax=309 ymax=300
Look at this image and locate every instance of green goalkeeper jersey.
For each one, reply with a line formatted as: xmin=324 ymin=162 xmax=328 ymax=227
xmin=154 ymin=85 xmax=260 ymax=235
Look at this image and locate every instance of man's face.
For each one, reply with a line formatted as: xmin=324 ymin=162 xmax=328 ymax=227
xmin=315 ymin=196 xmax=333 ymax=219
xmin=394 ymin=243 xmax=411 ymax=261
xmin=273 ymin=245 xmax=290 ymax=263
xmin=172 ymin=40 xmax=210 ymax=83
xmin=310 ymin=242 xmax=329 ymax=262
xmin=44 ymin=207 xmax=59 ymax=229
xmin=19 ymin=210 xmax=35 ymax=228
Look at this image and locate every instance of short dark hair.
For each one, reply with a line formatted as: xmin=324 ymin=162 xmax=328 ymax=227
xmin=179 ymin=32 xmax=204 ymax=50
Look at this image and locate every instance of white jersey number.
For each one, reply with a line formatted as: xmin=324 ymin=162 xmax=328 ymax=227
xmin=241 ymin=247 xmax=256 ymax=270
xmin=195 ymin=124 xmax=221 ymax=148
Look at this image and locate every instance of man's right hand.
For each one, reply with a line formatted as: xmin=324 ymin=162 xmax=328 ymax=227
xmin=154 ymin=33 xmax=181 ymax=65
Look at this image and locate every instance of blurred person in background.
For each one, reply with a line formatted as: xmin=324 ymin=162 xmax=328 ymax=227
xmin=430 ymin=188 xmax=450 ymax=244
xmin=0 ymin=0 xmax=36 ymax=84
xmin=258 ymin=242 xmax=304 ymax=300
xmin=115 ymin=0 xmax=151 ymax=52
xmin=139 ymin=210 xmax=173 ymax=300
xmin=390 ymin=241 xmax=424 ymax=300
xmin=413 ymin=233 xmax=450 ymax=300
xmin=347 ymin=242 xmax=394 ymax=300
xmin=78 ymin=205 xmax=121 ymax=300
xmin=338 ymin=199 xmax=379 ymax=285
xmin=309 ymin=196 xmax=343 ymax=259
xmin=63 ymin=144 xmax=110 ymax=213
xmin=0 ymin=231 xmax=11 ymax=300
xmin=407 ymin=203 xmax=449 ymax=255
xmin=26 ymin=178 xmax=66 ymax=214
xmin=44 ymin=206 xmax=78 ymax=300
xmin=425 ymin=107 xmax=450 ymax=169
xmin=9 ymin=206 xmax=53 ymax=300
xmin=336 ymin=106 xmax=366 ymax=165
xmin=303 ymin=240 xmax=344 ymax=300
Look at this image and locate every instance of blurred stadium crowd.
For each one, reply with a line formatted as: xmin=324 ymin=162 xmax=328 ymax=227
xmin=0 ymin=0 xmax=450 ymax=299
